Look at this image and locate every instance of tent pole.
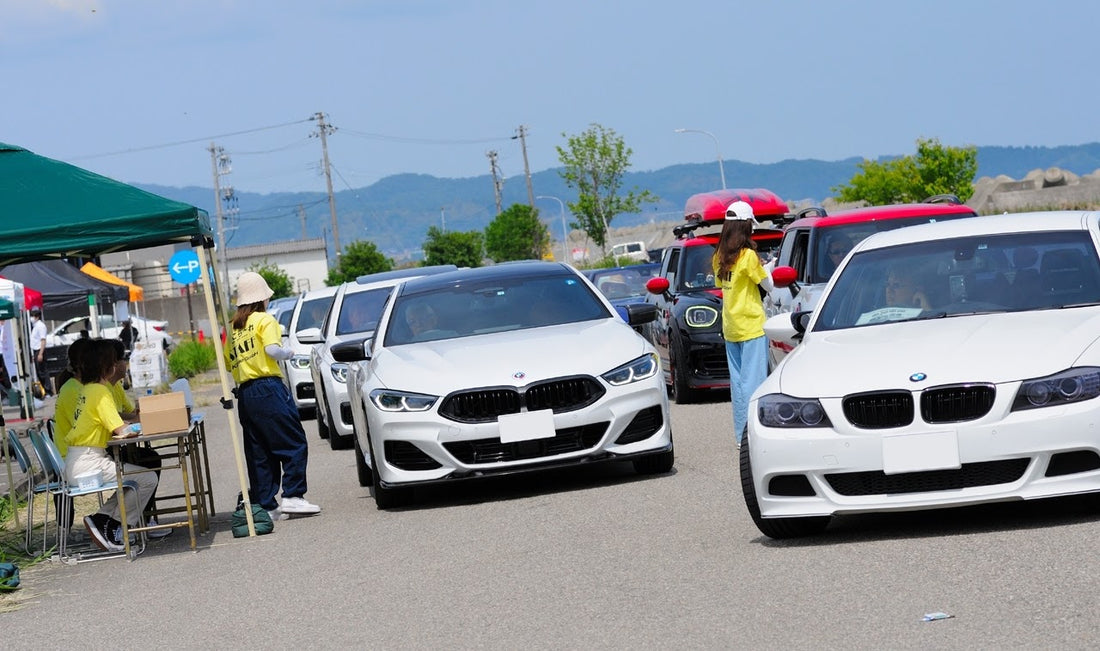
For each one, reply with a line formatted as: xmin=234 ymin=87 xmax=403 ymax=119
xmin=194 ymin=244 xmax=256 ymax=536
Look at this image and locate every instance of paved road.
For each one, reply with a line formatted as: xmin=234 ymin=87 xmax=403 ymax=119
xmin=9 ymin=388 xmax=1100 ymax=648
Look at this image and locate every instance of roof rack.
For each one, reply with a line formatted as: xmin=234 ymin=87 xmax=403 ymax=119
xmin=923 ymin=193 xmax=962 ymax=205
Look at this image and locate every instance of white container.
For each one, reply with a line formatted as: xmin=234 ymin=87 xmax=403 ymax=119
xmin=74 ymin=471 xmax=103 ymax=490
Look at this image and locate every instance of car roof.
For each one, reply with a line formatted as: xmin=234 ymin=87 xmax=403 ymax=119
xmin=856 ymin=210 xmax=1098 ymax=251
xmin=355 ymin=265 xmax=457 ymax=284
xmin=398 ymin=261 xmax=576 ymax=296
xmin=301 ymin=285 xmax=340 ymax=300
xmin=582 ymin=262 xmax=659 ymax=277
xmin=787 ymin=201 xmax=977 ymax=230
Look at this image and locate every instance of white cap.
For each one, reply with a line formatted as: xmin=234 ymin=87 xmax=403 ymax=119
xmin=725 ymin=200 xmax=757 ymax=223
xmin=236 ymin=272 xmax=274 ymax=306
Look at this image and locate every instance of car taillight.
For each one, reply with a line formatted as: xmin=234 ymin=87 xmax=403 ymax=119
xmin=153 ymin=326 xmax=164 ymax=331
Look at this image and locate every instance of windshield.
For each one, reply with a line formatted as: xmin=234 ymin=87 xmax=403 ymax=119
xmin=336 ymin=287 xmax=392 ymax=336
xmin=810 ymin=214 xmax=976 ymax=285
xmin=385 ymin=273 xmax=611 ymax=346
xmin=589 ymin=265 xmax=659 ymax=301
xmin=296 ymin=295 xmax=335 ymax=332
xmin=814 ymin=230 xmax=1100 ymax=331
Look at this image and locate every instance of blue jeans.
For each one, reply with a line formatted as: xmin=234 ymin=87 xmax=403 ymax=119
xmin=726 ymin=336 xmax=768 ymax=445
xmin=237 ymin=376 xmax=310 ymax=511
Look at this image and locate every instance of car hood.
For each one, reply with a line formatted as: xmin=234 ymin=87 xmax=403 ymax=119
xmin=776 ymin=308 xmax=1100 ymax=397
xmin=371 ymin=319 xmax=650 ymax=392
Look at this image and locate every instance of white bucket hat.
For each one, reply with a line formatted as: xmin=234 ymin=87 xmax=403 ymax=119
xmin=236 ymin=272 xmax=274 ymax=306
xmin=725 ymin=200 xmax=759 ymax=224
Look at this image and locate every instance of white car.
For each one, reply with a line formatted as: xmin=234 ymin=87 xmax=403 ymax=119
xmin=333 ymin=261 xmax=675 ymax=509
xmin=47 ymin=314 xmax=175 ymax=351
xmin=279 ymin=287 xmax=336 ymax=419
xmin=305 ymin=266 xmax=457 ymax=450
xmin=745 ymin=210 xmax=1100 ymax=538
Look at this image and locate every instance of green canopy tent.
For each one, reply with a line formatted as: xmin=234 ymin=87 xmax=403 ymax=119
xmin=0 ymin=142 xmax=259 ymax=536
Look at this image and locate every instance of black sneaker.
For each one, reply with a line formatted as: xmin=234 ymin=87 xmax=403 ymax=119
xmin=84 ymin=514 xmax=123 ymax=552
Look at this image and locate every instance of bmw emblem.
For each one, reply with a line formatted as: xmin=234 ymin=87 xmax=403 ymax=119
xmin=513 ymin=371 xmax=526 ymax=380
xmin=909 ymin=372 xmax=927 ymax=382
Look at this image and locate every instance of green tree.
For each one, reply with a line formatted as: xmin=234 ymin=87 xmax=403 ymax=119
xmin=833 ymin=137 xmax=978 ymax=204
xmin=423 ymin=226 xmax=483 ymax=268
xmin=325 ymin=239 xmax=394 ymax=286
xmin=247 ymin=259 xmax=294 ymax=299
xmin=556 ymin=123 xmax=657 ymax=252
xmin=484 ymin=203 xmax=550 ymax=262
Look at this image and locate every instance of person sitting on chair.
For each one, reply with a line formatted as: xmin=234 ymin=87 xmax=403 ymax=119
xmin=406 ymin=303 xmax=439 ymax=338
xmin=885 ymin=265 xmax=931 ymax=310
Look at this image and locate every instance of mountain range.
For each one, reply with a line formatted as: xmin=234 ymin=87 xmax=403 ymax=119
xmin=138 ymin=142 xmax=1100 ymax=262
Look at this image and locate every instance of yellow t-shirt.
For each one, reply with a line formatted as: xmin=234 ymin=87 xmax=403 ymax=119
xmin=713 ymin=248 xmax=767 ymax=343
xmin=110 ymin=380 xmax=135 ymax=415
xmin=225 ymin=311 xmax=282 ymax=384
xmin=66 ymin=382 xmax=125 ymax=450
xmin=54 ymin=378 xmax=83 ymax=457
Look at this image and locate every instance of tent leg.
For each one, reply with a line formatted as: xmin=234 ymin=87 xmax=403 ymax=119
xmin=194 ymin=245 xmax=256 ymax=537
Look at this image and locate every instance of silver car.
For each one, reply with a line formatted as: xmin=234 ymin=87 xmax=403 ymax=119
xmin=279 ymin=287 xmax=337 ymax=419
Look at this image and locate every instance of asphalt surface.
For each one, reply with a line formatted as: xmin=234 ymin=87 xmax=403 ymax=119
xmin=7 ymin=380 xmax=1100 ymax=648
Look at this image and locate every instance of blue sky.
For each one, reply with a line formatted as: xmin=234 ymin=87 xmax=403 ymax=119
xmin=3 ymin=0 xmax=1098 ymax=195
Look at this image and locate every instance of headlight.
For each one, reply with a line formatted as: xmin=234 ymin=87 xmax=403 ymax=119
xmin=1012 ymin=367 xmax=1100 ymax=411
xmin=602 ymin=353 xmax=660 ymax=386
xmin=757 ymin=393 xmax=832 ymax=428
xmin=289 ymin=355 xmax=311 ymax=370
xmin=369 ymin=389 xmax=438 ymax=412
xmin=330 ymin=363 xmax=349 ymax=384
xmin=685 ymin=305 xmax=718 ymax=328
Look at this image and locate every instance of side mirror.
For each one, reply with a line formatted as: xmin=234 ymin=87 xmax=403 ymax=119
xmin=791 ymin=310 xmax=812 ymax=337
xmin=295 ymin=327 xmax=323 ymax=344
xmin=331 ymin=338 xmax=371 ymax=363
xmin=771 ymin=266 xmax=801 ymax=297
xmin=645 ymin=276 xmax=671 ymax=296
xmin=616 ymin=302 xmax=658 ymax=326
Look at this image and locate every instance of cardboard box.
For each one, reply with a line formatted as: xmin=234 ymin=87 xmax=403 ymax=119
xmin=138 ymin=392 xmax=190 ymax=435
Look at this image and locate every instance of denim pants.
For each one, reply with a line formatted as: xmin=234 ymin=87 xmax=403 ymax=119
xmin=726 ymin=335 xmax=768 ymax=445
xmin=237 ymin=376 xmax=310 ymax=511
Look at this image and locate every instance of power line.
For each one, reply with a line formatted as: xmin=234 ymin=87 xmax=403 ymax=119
xmin=69 ymin=118 xmax=313 ymax=161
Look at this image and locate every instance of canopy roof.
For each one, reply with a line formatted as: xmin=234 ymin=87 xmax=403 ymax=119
xmin=0 ymin=143 xmax=212 ymax=266
xmin=80 ymin=262 xmax=144 ymax=302
xmin=1 ymin=260 xmax=129 ymax=321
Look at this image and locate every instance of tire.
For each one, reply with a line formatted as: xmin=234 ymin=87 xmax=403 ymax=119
xmin=354 ymin=435 xmax=371 ymax=488
xmin=315 ymin=385 xmax=331 ymax=440
xmin=633 ymin=446 xmax=675 ymax=475
xmin=329 ymin=427 xmax=352 ymax=451
xmin=368 ymin=438 xmax=408 ymax=509
xmin=669 ymin=329 xmax=700 ymax=405
xmin=739 ymin=433 xmax=830 ymax=539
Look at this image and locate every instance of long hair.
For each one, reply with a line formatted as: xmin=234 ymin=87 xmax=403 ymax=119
xmin=232 ymin=302 xmax=266 ymax=331
xmin=79 ymin=339 xmax=119 ymax=384
xmin=714 ymin=219 xmax=757 ymax=281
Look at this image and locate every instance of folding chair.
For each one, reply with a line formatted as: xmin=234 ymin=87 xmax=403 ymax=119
xmin=26 ymin=429 xmax=144 ymax=562
xmin=7 ymin=429 xmax=62 ymax=554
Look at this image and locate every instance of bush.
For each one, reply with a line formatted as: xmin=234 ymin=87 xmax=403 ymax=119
xmin=168 ymin=340 xmax=217 ymax=379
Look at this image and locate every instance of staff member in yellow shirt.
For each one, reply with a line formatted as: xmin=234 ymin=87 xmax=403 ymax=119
xmin=65 ymin=339 xmax=159 ymax=553
xmin=226 ymin=272 xmax=320 ymax=522
xmin=713 ymin=201 xmax=774 ymax=448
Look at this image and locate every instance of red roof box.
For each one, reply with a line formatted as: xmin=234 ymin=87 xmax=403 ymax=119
xmin=683 ymin=188 xmax=789 ymax=224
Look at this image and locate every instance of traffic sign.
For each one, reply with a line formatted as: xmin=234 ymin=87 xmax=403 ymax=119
xmin=169 ymin=250 xmax=202 ymax=285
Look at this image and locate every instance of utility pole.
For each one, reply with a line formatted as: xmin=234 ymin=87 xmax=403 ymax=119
xmin=208 ymin=142 xmax=233 ymax=308
xmin=312 ymin=111 xmax=340 ymax=264
xmin=297 ymin=204 xmax=307 ymax=239
xmin=487 ymin=150 xmax=503 ymax=215
xmin=514 ymin=125 xmax=535 ymax=209
xmin=440 ymin=207 xmax=446 ymax=233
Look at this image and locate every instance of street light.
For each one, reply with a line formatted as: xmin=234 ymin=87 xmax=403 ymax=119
xmin=536 ymin=195 xmax=569 ymax=263
xmin=674 ymin=128 xmax=726 ymax=189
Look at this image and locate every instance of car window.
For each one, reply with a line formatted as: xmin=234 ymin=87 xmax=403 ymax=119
xmin=386 ymin=274 xmax=610 ymax=346
xmin=590 ymin=267 xmax=656 ymax=300
xmin=296 ymin=296 xmax=335 ymax=332
xmin=336 ymin=287 xmax=392 ymax=335
xmin=814 ymin=230 xmax=1100 ymax=331
xmin=277 ymin=308 xmax=293 ymax=330
xmin=678 ymin=244 xmax=717 ymax=291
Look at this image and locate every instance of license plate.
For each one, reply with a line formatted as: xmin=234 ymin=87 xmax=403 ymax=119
xmin=498 ymin=410 xmax=556 ymax=443
xmin=881 ymin=431 xmax=960 ymax=475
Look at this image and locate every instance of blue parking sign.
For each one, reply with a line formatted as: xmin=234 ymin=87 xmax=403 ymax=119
xmin=169 ymin=250 xmax=202 ymax=285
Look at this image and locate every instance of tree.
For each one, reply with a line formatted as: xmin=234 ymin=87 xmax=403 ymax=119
xmin=484 ymin=203 xmax=550 ymax=262
xmin=556 ymin=123 xmax=657 ymax=252
xmin=423 ymin=226 xmax=483 ymax=268
xmin=833 ymin=137 xmax=978 ymax=204
xmin=247 ymin=259 xmax=294 ymax=299
xmin=325 ymin=239 xmax=394 ymax=286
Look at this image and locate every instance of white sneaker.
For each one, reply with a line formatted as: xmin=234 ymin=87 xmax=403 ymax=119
xmin=145 ymin=517 xmax=173 ymax=539
xmin=266 ymin=508 xmax=288 ymax=522
xmin=280 ymin=497 xmax=321 ymax=514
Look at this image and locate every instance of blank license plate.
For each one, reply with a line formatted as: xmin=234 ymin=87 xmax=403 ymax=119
xmin=881 ymin=431 xmax=960 ymax=475
xmin=498 ymin=410 xmax=556 ymax=444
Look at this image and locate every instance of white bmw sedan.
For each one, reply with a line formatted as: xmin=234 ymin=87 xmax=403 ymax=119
xmin=747 ymin=211 xmax=1100 ymax=538
xmin=333 ymin=261 xmax=674 ymax=509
